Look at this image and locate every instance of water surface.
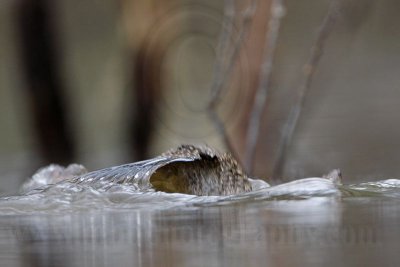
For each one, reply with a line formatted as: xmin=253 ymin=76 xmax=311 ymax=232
xmin=0 ymin=165 xmax=399 ymax=267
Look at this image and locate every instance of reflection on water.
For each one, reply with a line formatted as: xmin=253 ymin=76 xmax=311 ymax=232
xmin=1 ymin=164 xmax=400 ymax=266
xmin=0 ymin=197 xmax=399 ymax=267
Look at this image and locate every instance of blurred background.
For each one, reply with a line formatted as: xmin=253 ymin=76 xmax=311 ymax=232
xmin=1 ymin=0 xmax=400 ymax=195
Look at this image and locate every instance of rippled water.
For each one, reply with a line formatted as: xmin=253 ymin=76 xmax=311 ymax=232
xmin=0 ymin=165 xmax=399 ymax=214
xmin=0 ymin=163 xmax=400 ymax=266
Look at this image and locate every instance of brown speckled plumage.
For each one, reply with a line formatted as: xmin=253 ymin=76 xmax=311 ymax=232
xmin=150 ymin=145 xmax=252 ymax=196
xmin=24 ymin=145 xmax=342 ymax=197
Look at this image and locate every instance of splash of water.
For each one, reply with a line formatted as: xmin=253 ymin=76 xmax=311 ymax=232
xmin=1 ymin=161 xmax=400 ymax=215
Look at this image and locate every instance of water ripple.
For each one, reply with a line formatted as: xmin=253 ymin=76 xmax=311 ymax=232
xmin=1 ymin=164 xmax=400 ymax=215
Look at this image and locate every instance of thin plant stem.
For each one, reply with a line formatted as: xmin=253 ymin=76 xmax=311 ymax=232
xmin=272 ymin=0 xmax=341 ymax=179
xmin=208 ymin=0 xmax=257 ymax=159
xmin=244 ymin=0 xmax=285 ymax=173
